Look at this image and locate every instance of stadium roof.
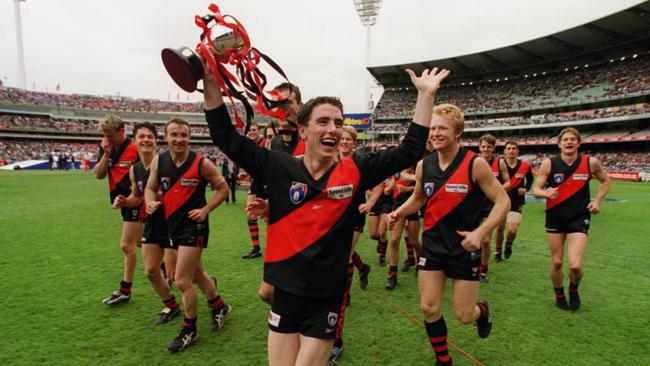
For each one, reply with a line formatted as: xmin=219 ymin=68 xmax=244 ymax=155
xmin=368 ymin=1 xmax=650 ymax=87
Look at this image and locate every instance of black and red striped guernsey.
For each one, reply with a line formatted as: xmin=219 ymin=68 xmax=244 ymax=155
xmin=206 ymin=104 xmax=427 ymax=298
xmin=505 ymin=159 xmax=533 ymax=208
xmin=421 ymin=148 xmax=485 ymax=260
xmin=156 ymin=151 xmax=207 ymax=236
xmin=546 ymin=154 xmax=591 ymax=221
xmin=97 ymin=138 xmax=138 ymax=203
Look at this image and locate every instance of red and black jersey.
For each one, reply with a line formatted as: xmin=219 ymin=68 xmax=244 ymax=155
xmin=270 ymin=131 xmax=305 ymax=156
xmin=480 ymin=155 xmax=504 ymax=214
xmin=421 ymin=148 xmax=485 ymax=260
xmin=505 ymin=159 xmax=533 ymax=208
xmin=206 ymin=104 xmax=427 ymax=298
xmin=254 ymin=137 xmax=266 ymax=149
xmin=133 ymin=160 xmax=166 ymax=225
xmin=97 ymin=138 xmax=138 ymax=203
xmin=156 ymin=151 xmax=207 ymax=236
xmin=251 ymin=131 xmax=305 ymax=198
xmin=546 ymin=154 xmax=591 ymax=222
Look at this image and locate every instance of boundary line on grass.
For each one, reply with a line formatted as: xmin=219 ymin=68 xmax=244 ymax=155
xmin=519 ymin=236 xmax=645 ymax=262
xmin=369 ymin=289 xmax=486 ymax=366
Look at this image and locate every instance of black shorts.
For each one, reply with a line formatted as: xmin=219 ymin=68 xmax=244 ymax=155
xmin=169 ymin=221 xmax=210 ymax=248
xmin=121 ymin=206 xmax=141 ymax=222
xmin=142 ymin=210 xmax=171 ymax=249
xmin=353 ymin=214 xmax=365 ymax=232
xmin=480 ymin=202 xmax=493 ymax=218
xmin=369 ymin=195 xmax=392 ymax=216
xmin=417 ymin=255 xmax=481 ymax=281
xmin=393 ymin=193 xmax=419 ymax=221
xmin=268 ymin=287 xmax=344 ymax=339
xmin=510 ymin=204 xmax=523 ymax=214
xmin=546 ymin=212 xmax=590 ymax=234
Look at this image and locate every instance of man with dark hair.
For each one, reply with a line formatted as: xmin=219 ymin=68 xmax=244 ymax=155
xmin=533 ymin=127 xmax=610 ymax=311
xmin=112 ymin=122 xmax=180 ymax=324
xmin=494 ymin=141 xmax=533 ymax=262
xmin=95 ymin=115 xmax=141 ymax=306
xmin=145 ymin=119 xmax=232 ymax=352
xmin=477 ymin=133 xmax=510 ymax=283
xmin=204 ymin=59 xmax=449 ymax=365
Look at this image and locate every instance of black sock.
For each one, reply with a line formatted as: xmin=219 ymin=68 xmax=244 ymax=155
xmin=388 ymin=265 xmax=398 ymax=277
xmin=119 ymin=281 xmax=132 ymax=295
xmin=182 ymin=317 xmax=197 ymax=330
xmin=554 ymin=287 xmax=566 ymax=299
xmin=425 ymin=317 xmax=451 ymax=364
xmin=569 ymin=282 xmax=579 ymax=294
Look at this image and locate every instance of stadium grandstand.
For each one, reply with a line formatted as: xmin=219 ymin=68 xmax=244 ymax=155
xmin=1 ymin=2 xmax=649 ymax=181
xmin=0 ymin=87 xmax=275 ymax=168
xmin=365 ymin=1 xmax=650 ymax=181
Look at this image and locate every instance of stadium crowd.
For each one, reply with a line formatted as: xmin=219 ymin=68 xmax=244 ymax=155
xmin=373 ymin=56 xmax=650 ymax=118
xmin=0 ymin=139 xmax=226 ymax=166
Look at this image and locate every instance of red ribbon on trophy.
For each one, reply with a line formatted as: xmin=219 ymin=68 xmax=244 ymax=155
xmin=162 ymin=3 xmax=291 ymax=131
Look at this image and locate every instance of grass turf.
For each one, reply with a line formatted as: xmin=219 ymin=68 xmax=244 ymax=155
xmin=1 ymin=170 xmax=649 ymax=365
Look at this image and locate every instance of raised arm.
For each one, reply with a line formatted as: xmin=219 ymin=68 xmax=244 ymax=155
xmin=587 ymin=157 xmax=610 ymax=214
xmin=361 ymin=68 xmax=449 ymax=188
xmin=202 ymin=59 xmax=270 ymax=183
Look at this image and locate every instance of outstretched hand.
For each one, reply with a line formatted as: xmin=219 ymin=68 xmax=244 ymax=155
xmin=405 ymin=68 xmax=451 ymax=97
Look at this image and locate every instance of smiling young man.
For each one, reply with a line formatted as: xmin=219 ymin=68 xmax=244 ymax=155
xmin=204 ymin=60 xmax=449 ymax=365
xmin=112 ymin=122 xmax=180 ymax=325
xmin=145 ymin=119 xmax=232 ymax=352
xmin=386 ymin=104 xmax=509 ymax=366
xmin=494 ymin=141 xmax=533 ymax=262
xmin=533 ymin=127 xmax=610 ymax=311
xmin=327 ymin=126 xmax=372 ymax=364
xmin=94 ymin=116 xmax=141 ymax=306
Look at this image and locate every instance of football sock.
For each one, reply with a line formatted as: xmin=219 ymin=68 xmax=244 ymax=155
xmin=425 ymin=317 xmax=451 ymax=364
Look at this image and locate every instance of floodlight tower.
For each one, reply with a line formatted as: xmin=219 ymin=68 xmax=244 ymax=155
xmin=14 ymin=0 xmax=27 ymax=89
xmin=353 ymin=0 xmax=382 ymax=112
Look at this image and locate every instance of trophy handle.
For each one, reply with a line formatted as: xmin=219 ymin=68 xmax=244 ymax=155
xmin=161 ymin=47 xmax=204 ymax=93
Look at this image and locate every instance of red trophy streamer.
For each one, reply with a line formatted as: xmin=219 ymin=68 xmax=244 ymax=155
xmin=161 ymin=3 xmax=291 ymax=130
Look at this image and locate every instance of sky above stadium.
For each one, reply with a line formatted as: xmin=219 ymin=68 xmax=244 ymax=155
xmin=0 ymin=0 xmax=644 ymax=113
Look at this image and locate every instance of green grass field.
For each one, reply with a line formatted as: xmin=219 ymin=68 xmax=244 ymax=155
xmin=1 ymin=170 xmax=649 ymax=365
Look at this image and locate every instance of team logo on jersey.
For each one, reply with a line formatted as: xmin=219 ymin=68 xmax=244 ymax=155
xmin=515 ymin=173 xmax=525 ymax=178
xmin=327 ymin=184 xmax=353 ymax=200
xmin=572 ymin=173 xmax=589 ymax=181
xmin=160 ymin=177 xmax=171 ymax=190
xmin=327 ymin=312 xmax=339 ymax=327
xmin=553 ymin=173 xmax=564 ymax=184
xmin=137 ymin=181 xmax=144 ymax=193
xmin=424 ymin=182 xmax=435 ymax=197
xmin=268 ymin=311 xmax=281 ymax=327
xmin=445 ymin=183 xmax=468 ymax=193
xmin=181 ymin=178 xmax=200 ymax=187
xmin=289 ymin=181 xmax=308 ymax=204
xmin=118 ymin=160 xmax=133 ymax=168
